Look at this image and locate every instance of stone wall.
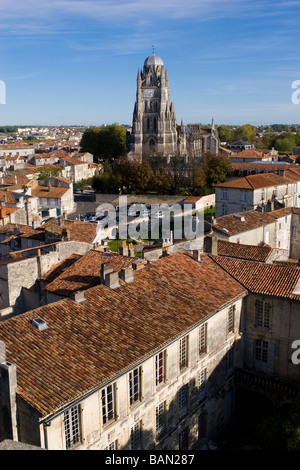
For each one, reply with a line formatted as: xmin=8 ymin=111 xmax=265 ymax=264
xmin=0 ymin=241 xmax=92 ymax=315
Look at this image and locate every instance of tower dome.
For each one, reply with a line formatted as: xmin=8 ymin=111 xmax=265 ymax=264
xmin=144 ymin=53 xmax=164 ymax=67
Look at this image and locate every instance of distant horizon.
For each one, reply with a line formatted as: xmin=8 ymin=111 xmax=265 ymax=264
xmin=1 ymin=122 xmax=300 ymax=130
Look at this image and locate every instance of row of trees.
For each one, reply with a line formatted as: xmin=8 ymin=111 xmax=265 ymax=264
xmin=217 ymin=124 xmax=300 ymax=154
xmin=91 ymin=153 xmax=232 ymax=196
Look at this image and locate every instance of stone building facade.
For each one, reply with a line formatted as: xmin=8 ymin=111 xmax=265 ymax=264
xmin=127 ymin=53 xmax=219 ymax=158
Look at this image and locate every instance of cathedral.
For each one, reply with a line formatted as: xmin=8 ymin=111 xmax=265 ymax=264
xmin=127 ymin=52 xmax=220 ymax=158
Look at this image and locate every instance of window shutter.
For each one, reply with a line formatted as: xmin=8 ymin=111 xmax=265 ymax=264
xmin=267 ymin=342 xmax=276 ymax=376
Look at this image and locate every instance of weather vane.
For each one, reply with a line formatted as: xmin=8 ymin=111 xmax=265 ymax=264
xmin=152 ymin=45 xmax=155 ymax=54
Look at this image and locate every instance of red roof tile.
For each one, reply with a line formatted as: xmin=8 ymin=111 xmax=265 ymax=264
xmin=210 ymin=255 xmax=300 ymax=300
xmin=0 ymin=253 xmax=246 ymax=417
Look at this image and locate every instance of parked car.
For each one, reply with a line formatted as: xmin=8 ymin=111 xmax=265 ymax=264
xmin=153 ymin=210 xmax=165 ymax=218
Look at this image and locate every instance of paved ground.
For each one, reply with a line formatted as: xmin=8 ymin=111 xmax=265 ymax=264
xmin=68 ymin=191 xmax=99 ymax=220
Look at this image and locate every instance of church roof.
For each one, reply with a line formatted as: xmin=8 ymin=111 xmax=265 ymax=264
xmin=144 ymin=53 xmax=164 ymax=66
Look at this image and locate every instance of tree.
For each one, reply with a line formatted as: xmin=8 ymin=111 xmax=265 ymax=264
xmin=80 ymin=123 xmax=127 ymax=163
xmin=35 ymin=166 xmax=62 ymax=180
xmin=233 ymin=124 xmax=257 ymax=143
xmin=200 ymin=152 xmax=232 ymax=188
xmin=217 ymin=125 xmax=233 ymax=144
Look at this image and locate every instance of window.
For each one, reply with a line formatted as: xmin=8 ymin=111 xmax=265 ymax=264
xmin=156 ymin=402 xmax=166 ymax=435
xmin=227 ymin=347 xmax=234 ymax=373
xmin=198 ymin=411 xmax=207 ymax=440
xmin=255 ymin=300 xmax=271 ymax=329
xmin=179 ymin=427 xmax=189 ymax=450
xmin=228 ymin=305 xmax=235 ymax=333
xmin=292 ymin=226 xmax=297 ymax=237
xmin=129 ymin=367 xmax=141 ymax=405
xmin=222 ymin=204 xmax=227 ymax=216
xmin=64 ymin=404 xmax=81 ymax=449
xmin=179 ymin=385 xmax=188 ymax=418
xmin=105 ymin=440 xmax=117 ymax=450
xmin=155 ymin=350 xmax=166 ymax=386
xmin=131 ymin=421 xmax=142 ymax=450
xmin=179 ymin=336 xmax=188 ymax=370
xmin=199 ymin=323 xmax=207 ymax=356
xmin=255 ymin=339 xmax=268 ymax=363
xmin=241 ymin=190 xmax=246 ymax=201
xmin=102 ymin=384 xmax=116 ymax=425
xmin=198 ymin=369 xmax=207 ymax=401
xmin=222 ymin=188 xmax=227 ymax=200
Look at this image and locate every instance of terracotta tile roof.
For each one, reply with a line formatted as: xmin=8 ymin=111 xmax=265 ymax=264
xmin=0 ymin=190 xmax=17 ymax=204
xmin=210 ymin=255 xmax=300 ymax=300
xmin=0 ymin=173 xmax=30 ymax=190
xmin=268 ymin=207 xmax=293 ymax=218
xmin=216 ymin=240 xmax=273 ymax=262
xmin=31 ymin=185 xmax=69 ymax=199
xmin=42 ymin=250 xmax=140 ymax=297
xmin=59 ymin=156 xmax=86 ymax=165
xmin=183 ymin=196 xmax=202 ymax=203
xmin=215 ymin=172 xmax=294 ymax=190
xmin=43 ymin=219 xmax=98 ymax=244
xmin=212 ymin=210 xmax=275 ymax=236
xmin=229 ymin=149 xmax=265 ymax=159
xmin=41 ymin=253 xmax=82 ymax=283
xmin=0 ymin=252 xmax=246 ymax=417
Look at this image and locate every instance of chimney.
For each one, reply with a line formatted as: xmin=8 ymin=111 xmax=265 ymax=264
xmin=105 ymin=271 xmax=120 ymax=289
xmin=128 ymin=243 xmax=135 ymax=257
xmin=193 ymin=250 xmax=202 ymax=262
xmin=100 ymin=262 xmax=114 ymax=284
xmin=0 ymin=361 xmax=18 ymax=441
xmin=119 ymin=239 xmax=128 ymax=256
xmin=132 ymin=259 xmax=146 ymax=270
xmin=210 ymin=235 xmax=218 ymax=255
xmin=119 ymin=266 xmax=134 ymax=283
xmin=62 ymin=228 xmax=71 ymax=241
xmin=72 ymin=291 xmax=86 ymax=303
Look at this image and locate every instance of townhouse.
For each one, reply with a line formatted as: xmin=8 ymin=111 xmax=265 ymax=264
xmin=210 ymin=255 xmax=300 ymax=382
xmin=0 ymin=252 xmax=247 ymax=450
xmin=31 ymin=176 xmax=75 ymax=217
xmin=210 ymin=207 xmax=299 ymax=260
xmin=215 ymin=170 xmax=300 ymax=217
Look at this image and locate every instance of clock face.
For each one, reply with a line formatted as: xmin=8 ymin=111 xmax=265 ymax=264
xmin=147 ymin=89 xmax=154 ymax=97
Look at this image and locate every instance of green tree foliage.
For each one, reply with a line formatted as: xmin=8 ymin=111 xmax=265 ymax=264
xmin=35 ymin=166 xmax=62 ymax=180
xmin=91 ymin=153 xmax=231 ymax=196
xmin=256 ymin=131 xmax=299 ymax=154
xmin=217 ymin=125 xmax=233 ymax=143
xmin=257 ymin=400 xmax=300 ymax=450
xmin=233 ymin=124 xmax=257 ymax=143
xmin=80 ymin=124 xmax=127 ymax=163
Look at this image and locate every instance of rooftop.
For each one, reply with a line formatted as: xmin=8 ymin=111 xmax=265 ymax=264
xmin=0 ymin=252 xmax=246 ymax=418
xmin=216 ymin=239 xmax=274 ymax=262
xmin=42 ymin=250 xmax=140 ymax=297
xmin=215 ymin=172 xmax=294 ymax=190
xmin=212 ymin=210 xmax=276 ymax=236
xmin=210 ymin=255 xmax=300 ymax=301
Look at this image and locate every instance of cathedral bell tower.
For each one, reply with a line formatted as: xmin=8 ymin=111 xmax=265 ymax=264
xmin=128 ymin=52 xmax=178 ymax=157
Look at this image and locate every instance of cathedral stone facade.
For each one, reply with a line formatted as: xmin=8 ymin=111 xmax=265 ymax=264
xmin=127 ymin=53 xmax=220 ymax=158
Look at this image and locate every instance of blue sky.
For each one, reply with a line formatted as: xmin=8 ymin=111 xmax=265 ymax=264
xmin=0 ymin=0 xmax=300 ymax=127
